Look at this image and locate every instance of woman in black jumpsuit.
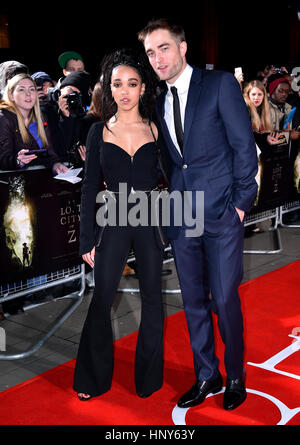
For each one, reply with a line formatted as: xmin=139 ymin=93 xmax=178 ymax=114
xmin=73 ymin=49 xmax=166 ymax=400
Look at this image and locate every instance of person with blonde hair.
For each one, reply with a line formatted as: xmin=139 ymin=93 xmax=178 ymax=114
xmin=0 ymin=73 xmax=67 ymax=173
xmin=243 ymin=79 xmax=281 ymax=149
xmin=243 ymin=80 xmax=273 ymax=133
xmin=243 ymin=80 xmax=280 ymax=221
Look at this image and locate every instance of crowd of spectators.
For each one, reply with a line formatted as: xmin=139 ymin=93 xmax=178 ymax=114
xmin=0 ymin=51 xmax=102 ymax=173
xmin=235 ymin=63 xmax=300 ymax=225
xmin=0 ymin=54 xmax=299 ymax=216
xmin=0 ymin=53 xmax=300 ymax=316
xmin=235 ymin=64 xmax=300 ymax=137
xmin=0 ymin=50 xmax=140 ymax=316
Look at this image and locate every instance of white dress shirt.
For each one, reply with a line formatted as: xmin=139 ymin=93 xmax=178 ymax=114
xmin=164 ymin=64 xmax=193 ymax=156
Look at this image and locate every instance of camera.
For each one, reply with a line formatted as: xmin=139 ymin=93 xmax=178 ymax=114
xmin=46 ymin=85 xmax=60 ymax=105
xmin=275 ymin=68 xmax=282 ymax=74
xmin=64 ymin=91 xmax=85 ymax=117
xmin=67 ymin=140 xmax=82 ymax=167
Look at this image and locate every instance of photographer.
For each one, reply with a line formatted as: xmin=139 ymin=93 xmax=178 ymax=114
xmin=57 ymin=70 xmax=92 ymax=166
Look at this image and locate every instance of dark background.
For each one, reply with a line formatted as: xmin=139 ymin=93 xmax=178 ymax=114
xmin=1 ymin=0 xmax=300 ymax=86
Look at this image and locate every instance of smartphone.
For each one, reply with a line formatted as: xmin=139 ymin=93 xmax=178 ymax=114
xmin=234 ymin=67 xmax=243 ymax=76
xmin=26 ymin=149 xmax=48 ymax=155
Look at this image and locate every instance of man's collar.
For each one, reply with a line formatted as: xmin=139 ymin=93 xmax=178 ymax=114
xmin=166 ymin=64 xmax=193 ymax=94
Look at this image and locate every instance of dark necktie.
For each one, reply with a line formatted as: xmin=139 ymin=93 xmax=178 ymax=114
xmin=170 ymin=86 xmax=184 ymax=153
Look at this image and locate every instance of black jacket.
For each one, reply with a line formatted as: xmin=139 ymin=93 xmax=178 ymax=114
xmin=0 ymin=108 xmax=60 ymax=171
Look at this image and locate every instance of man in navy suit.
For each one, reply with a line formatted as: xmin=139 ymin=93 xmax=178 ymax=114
xmin=138 ymin=18 xmax=258 ymax=410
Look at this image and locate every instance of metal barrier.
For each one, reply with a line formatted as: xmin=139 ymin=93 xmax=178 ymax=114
xmin=278 ymin=200 xmax=300 ymax=228
xmin=243 ymin=200 xmax=300 ymax=254
xmin=243 ymin=207 xmax=283 ymax=254
xmin=0 ymin=264 xmax=85 ymax=360
xmin=0 ymin=200 xmax=298 ymax=360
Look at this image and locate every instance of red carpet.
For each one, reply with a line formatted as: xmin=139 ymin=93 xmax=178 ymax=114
xmin=0 ymin=260 xmax=300 ymax=426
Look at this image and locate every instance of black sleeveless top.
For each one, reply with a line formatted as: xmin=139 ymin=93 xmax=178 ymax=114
xmin=79 ymin=122 xmax=161 ymax=254
xmin=91 ymin=122 xmax=159 ymax=192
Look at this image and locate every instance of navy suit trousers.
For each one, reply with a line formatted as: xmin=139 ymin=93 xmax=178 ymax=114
xmin=171 ymin=201 xmax=245 ymax=381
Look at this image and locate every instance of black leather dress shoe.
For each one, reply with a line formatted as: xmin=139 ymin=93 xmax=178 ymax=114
xmin=223 ymin=378 xmax=247 ymax=410
xmin=177 ymin=374 xmax=223 ymax=408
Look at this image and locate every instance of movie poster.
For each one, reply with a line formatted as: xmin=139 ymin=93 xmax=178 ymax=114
xmin=0 ymin=167 xmax=82 ymax=286
xmin=252 ymin=135 xmax=291 ymax=212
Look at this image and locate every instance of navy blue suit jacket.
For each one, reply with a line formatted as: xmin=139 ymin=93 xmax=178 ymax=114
xmin=156 ymin=67 xmax=258 ymax=235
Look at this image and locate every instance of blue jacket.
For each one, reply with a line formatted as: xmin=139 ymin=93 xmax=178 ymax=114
xmin=156 ymin=66 xmax=258 ymax=231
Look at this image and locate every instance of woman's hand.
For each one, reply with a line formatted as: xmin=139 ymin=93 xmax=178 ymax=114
xmin=82 ymin=247 xmax=95 ymax=268
xmin=17 ymin=149 xmax=37 ymax=165
xmin=53 ymin=162 xmax=68 ymax=174
xmin=267 ymin=132 xmax=280 ymax=145
xmin=234 ymin=72 xmax=244 ymax=85
xmin=58 ymin=86 xmax=72 ymax=117
xmin=78 ymin=145 xmax=86 ymax=161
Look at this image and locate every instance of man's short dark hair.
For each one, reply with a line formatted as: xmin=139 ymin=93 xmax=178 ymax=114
xmin=138 ymin=18 xmax=186 ymax=44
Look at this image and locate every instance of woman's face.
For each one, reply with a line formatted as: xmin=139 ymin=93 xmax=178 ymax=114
xmin=9 ymin=78 xmax=37 ymax=115
xmin=249 ymin=86 xmax=264 ymax=107
xmin=110 ymin=65 xmax=145 ymax=112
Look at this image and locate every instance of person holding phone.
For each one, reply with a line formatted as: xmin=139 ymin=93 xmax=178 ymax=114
xmin=0 ymin=73 xmax=67 ymax=173
xmin=234 ymin=67 xmax=244 ymax=89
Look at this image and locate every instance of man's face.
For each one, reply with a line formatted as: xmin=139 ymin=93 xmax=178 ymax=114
xmin=63 ymin=59 xmax=84 ymax=76
xmin=272 ymin=82 xmax=290 ymax=104
xmin=144 ymin=29 xmax=187 ymax=84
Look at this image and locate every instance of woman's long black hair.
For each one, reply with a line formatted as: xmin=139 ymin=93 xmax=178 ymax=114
xmin=99 ymin=47 xmax=158 ymax=124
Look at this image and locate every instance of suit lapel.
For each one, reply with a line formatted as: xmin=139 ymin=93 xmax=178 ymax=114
xmin=156 ymin=89 xmax=182 ymax=160
xmin=183 ymin=67 xmax=204 ymax=148
xmin=157 ymin=67 xmax=204 ymax=158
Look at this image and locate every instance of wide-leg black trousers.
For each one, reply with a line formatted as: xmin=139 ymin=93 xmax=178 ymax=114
xmin=73 ymin=223 xmax=164 ymax=397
